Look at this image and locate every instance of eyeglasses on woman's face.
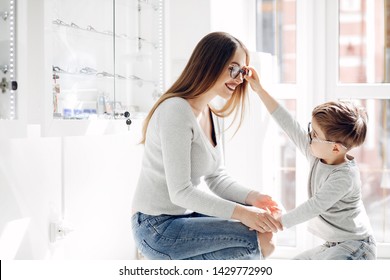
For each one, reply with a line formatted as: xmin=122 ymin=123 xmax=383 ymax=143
xmin=228 ymin=64 xmax=248 ymax=79
xmin=307 ymin=122 xmax=348 ymax=150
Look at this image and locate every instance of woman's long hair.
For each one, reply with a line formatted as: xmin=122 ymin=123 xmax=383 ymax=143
xmin=140 ymin=32 xmax=250 ymax=144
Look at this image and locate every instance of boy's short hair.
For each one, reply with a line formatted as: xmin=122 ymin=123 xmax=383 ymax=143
xmin=312 ymin=101 xmax=368 ymax=149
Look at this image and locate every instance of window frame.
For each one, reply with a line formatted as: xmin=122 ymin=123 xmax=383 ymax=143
xmin=254 ymin=0 xmax=390 ymax=259
xmin=325 ymin=0 xmax=390 ymax=258
xmin=249 ymin=0 xmax=313 ymax=258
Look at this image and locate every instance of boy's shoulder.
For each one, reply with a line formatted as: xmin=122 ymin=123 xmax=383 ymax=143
xmin=328 ymin=157 xmax=360 ymax=182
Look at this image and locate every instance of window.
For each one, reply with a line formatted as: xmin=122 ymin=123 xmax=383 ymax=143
xmin=347 ymin=99 xmax=390 ymax=243
xmin=250 ymin=0 xmax=390 ymax=258
xmin=338 ymin=0 xmax=386 ymax=83
xmin=332 ymin=0 xmax=390 ymax=247
xmin=324 ymin=0 xmax=390 ymax=255
xmin=253 ymin=0 xmax=299 ymax=250
xmin=256 ymin=0 xmax=296 ymax=83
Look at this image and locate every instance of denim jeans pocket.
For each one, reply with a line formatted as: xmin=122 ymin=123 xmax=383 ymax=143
xmin=146 ymin=215 xmax=176 ymax=235
xmin=138 ymin=239 xmax=172 ymax=260
xmin=338 ymin=239 xmax=376 ymax=260
xmin=360 ymin=238 xmax=377 ymax=260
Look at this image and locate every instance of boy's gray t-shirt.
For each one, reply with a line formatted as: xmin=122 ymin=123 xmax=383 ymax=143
xmin=272 ymin=105 xmax=373 ymax=242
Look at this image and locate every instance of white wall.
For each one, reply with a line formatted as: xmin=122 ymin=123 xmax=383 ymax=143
xmin=0 ymin=126 xmax=143 ymax=260
xmin=210 ymin=0 xmax=256 ymax=49
xmin=0 ymin=127 xmax=144 ymax=259
xmin=164 ymin=0 xmax=211 ymax=86
xmin=0 ymin=136 xmax=61 ymax=259
xmin=57 ymin=131 xmax=143 ymax=259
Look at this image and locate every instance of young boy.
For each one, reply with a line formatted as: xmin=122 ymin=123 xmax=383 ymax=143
xmin=245 ymin=66 xmax=376 ymax=260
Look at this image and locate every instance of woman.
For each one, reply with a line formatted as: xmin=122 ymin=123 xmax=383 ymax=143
xmin=131 ymin=32 xmax=282 ymax=260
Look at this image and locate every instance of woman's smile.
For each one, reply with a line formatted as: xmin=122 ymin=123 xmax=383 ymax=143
xmin=225 ymin=82 xmax=238 ymax=92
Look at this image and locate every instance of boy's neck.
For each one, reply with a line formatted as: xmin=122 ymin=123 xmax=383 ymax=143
xmin=321 ymin=153 xmax=349 ymax=165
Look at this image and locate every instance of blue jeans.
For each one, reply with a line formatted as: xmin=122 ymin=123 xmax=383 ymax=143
xmin=293 ymin=235 xmax=377 ymax=260
xmin=131 ymin=212 xmax=261 ymax=260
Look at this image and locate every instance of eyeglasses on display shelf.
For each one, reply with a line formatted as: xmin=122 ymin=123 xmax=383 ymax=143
xmin=49 ymin=0 xmax=164 ymax=128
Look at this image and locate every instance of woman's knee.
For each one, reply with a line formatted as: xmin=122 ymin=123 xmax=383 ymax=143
xmin=258 ymin=232 xmax=275 ymax=258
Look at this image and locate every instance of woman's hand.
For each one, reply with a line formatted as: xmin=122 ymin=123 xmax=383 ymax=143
xmin=232 ymin=205 xmax=283 ymax=233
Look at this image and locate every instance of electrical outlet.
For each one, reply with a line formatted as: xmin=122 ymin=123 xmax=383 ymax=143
xmin=49 ymin=221 xmax=74 ymax=243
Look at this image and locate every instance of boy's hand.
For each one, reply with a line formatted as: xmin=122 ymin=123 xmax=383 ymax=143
xmin=234 ymin=205 xmax=282 ymax=233
xmin=244 ymin=66 xmax=279 ymax=113
xmin=252 ymin=194 xmax=279 ymax=211
xmin=246 ymin=191 xmax=281 ymax=213
xmin=244 ymin=66 xmax=263 ymax=93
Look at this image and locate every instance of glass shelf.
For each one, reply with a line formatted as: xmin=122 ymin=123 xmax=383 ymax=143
xmin=47 ymin=0 xmax=164 ymax=122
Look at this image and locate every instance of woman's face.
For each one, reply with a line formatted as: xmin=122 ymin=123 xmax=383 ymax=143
xmin=213 ymin=47 xmax=247 ymax=100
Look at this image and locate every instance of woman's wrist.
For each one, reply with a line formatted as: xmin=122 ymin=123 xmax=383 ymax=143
xmin=232 ymin=204 xmax=246 ymax=221
xmin=245 ymin=190 xmax=260 ymax=206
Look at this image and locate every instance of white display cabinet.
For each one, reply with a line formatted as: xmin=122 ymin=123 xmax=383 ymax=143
xmin=43 ymin=0 xmax=164 ymax=136
xmin=0 ymin=0 xmax=27 ymax=138
xmin=0 ymin=0 xmax=16 ymax=120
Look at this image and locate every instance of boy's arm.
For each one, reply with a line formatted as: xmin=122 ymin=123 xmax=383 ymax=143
xmin=245 ymin=66 xmax=278 ymax=114
xmin=280 ymin=173 xmax=353 ymax=229
xmin=245 ymin=67 xmax=311 ymax=159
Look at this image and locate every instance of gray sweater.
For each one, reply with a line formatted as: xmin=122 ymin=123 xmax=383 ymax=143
xmin=273 ymin=105 xmax=373 ymax=242
xmin=132 ymin=97 xmax=251 ymax=219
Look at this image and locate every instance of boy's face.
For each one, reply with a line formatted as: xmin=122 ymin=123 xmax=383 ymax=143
xmin=309 ymin=118 xmax=347 ymax=165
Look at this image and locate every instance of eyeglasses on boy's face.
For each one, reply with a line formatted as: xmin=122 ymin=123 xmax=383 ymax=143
xmin=228 ymin=65 xmax=248 ymax=79
xmin=307 ymin=122 xmax=348 ymax=150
